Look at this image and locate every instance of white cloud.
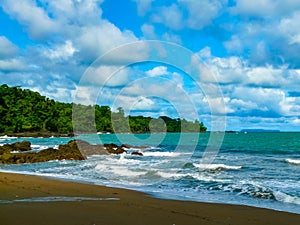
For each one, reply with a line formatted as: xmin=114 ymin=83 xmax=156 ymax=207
xmin=0 ymin=58 xmax=26 ymax=72
xmin=146 ymin=66 xmax=169 ymax=76
xmin=132 ymin=0 xmax=154 ymax=16
xmin=127 ymin=96 xmax=159 ymax=111
xmin=73 ymin=85 xmax=100 ymax=105
xmin=278 ymin=11 xmax=300 ymax=44
xmin=198 ymin=47 xmax=300 ymax=88
xmin=162 ymin=32 xmax=182 ymax=44
xmin=195 ymin=47 xmax=300 ymax=118
xmin=82 ymin=65 xmax=130 ymax=87
xmin=2 ymin=0 xmax=59 ymax=39
xmin=231 ymin=0 xmax=300 ymax=18
xmin=77 ymin=22 xmax=139 ymax=62
xmin=151 ymin=0 xmax=226 ymax=31
xmin=292 ymin=118 xmax=300 ymax=125
xmin=179 ymin=0 xmax=225 ymax=29
xmin=141 ymin=24 xmax=156 ymax=39
xmin=223 ymin=35 xmax=243 ymax=53
xmin=44 ymin=0 xmax=104 ymax=25
xmin=0 ymin=36 xmax=18 ymax=59
xmin=43 ymin=40 xmax=77 ymax=61
xmin=152 ymin=4 xmax=183 ymax=30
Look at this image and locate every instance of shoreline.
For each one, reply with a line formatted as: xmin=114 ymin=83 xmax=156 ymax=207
xmin=0 ymin=172 xmax=299 ymax=225
xmin=0 ymin=132 xmax=75 ymax=138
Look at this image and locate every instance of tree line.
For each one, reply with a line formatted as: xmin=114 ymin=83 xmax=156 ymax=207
xmin=0 ymin=84 xmax=207 ymax=134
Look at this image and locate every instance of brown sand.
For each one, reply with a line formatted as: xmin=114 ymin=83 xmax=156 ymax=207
xmin=0 ymin=172 xmax=299 ymax=225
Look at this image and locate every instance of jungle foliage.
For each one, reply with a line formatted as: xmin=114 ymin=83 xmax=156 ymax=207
xmin=0 ymin=84 xmax=207 ymax=134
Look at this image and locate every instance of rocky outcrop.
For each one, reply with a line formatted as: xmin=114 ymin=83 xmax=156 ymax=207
xmin=131 ymin=151 xmax=143 ymax=156
xmin=0 ymin=140 xmax=31 ymax=154
xmin=104 ymin=143 xmax=127 ymax=154
xmin=0 ymin=140 xmax=133 ymax=164
xmin=0 ymin=140 xmax=85 ymax=164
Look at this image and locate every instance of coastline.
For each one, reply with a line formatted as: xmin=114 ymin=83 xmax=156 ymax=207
xmin=0 ymin=132 xmax=75 ymax=138
xmin=0 ymin=172 xmax=299 ymax=225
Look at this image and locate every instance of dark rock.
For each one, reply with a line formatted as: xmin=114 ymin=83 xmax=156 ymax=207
xmin=12 ymin=140 xmax=31 ymax=152
xmin=0 ymin=140 xmax=85 ymax=164
xmin=131 ymin=151 xmax=143 ymax=156
xmin=74 ymin=140 xmax=107 ymax=156
xmin=104 ymin=143 xmax=127 ymax=154
xmin=0 ymin=139 xmax=146 ymax=164
xmin=0 ymin=140 xmax=31 ymax=154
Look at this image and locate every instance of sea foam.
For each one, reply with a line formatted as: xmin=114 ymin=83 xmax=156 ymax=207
xmin=194 ymin=163 xmax=242 ymax=171
xmin=274 ymin=191 xmax=300 ymax=205
xmin=285 ymin=158 xmax=300 ymax=165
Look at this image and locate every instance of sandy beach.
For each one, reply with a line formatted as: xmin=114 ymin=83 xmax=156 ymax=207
xmin=0 ymin=172 xmax=299 ymax=225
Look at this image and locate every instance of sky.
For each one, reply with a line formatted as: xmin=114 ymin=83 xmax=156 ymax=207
xmin=1 ymin=0 xmax=300 ymax=131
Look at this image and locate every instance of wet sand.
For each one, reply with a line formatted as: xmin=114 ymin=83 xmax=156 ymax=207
xmin=0 ymin=172 xmax=299 ymax=225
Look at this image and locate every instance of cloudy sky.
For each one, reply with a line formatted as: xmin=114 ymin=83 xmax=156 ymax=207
xmin=1 ymin=0 xmax=300 ymax=131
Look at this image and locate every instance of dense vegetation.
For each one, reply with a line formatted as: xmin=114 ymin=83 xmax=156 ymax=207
xmin=0 ymin=84 xmax=206 ymax=134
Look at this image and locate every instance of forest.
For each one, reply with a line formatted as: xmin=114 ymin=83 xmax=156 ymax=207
xmin=0 ymin=84 xmax=207 ymax=134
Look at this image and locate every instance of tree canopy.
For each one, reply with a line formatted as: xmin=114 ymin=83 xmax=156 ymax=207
xmin=0 ymin=84 xmax=207 ymax=134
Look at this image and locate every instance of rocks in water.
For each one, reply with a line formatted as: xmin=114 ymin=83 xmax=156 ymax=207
xmin=74 ymin=140 xmax=108 ymax=156
xmin=131 ymin=151 xmax=143 ymax=156
xmin=0 ymin=140 xmax=143 ymax=164
xmin=13 ymin=140 xmax=32 ymax=151
xmin=104 ymin=143 xmax=127 ymax=154
xmin=0 ymin=140 xmax=85 ymax=164
xmin=0 ymin=140 xmax=31 ymax=154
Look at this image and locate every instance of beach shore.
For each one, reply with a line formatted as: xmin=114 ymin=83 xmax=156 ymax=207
xmin=0 ymin=172 xmax=299 ymax=225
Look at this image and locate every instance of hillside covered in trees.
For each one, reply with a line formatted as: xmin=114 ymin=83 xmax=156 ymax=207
xmin=0 ymin=84 xmax=206 ymax=134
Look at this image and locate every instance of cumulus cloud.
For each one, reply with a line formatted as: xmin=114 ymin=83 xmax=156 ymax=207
xmin=278 ymin=11 xmax=300 ymax=45
xmin=42 ymin=40 xmax=77 ymax=62
xmin=44 ymin=0 xmax=104 ymax=25
xmin=151 ymin=0 xmax=226 ymax=30
xmin=82 ymin=65 xmax=130 ymax=87
xmin=0 ymin=36 xmax=18 ymax=59
xmin=197 ymin=47 xmax=300 ymax=119
xmin=198 ymin=47 xmax=300 ymax=88
xmin=178 ymin=0 xmax=225 ymax=29
xmin=146 ymin=66 xmax=169 ymax=76
xmin=76 ymin=22 xmax=139 ymax=63
xmin=152 ymin=4 xmax=183 ymax=30
xmin=2 ymin=0 xmax=59 ymax=39
xmin=0 ymin=58 xmax=26 ymax=72
xmin=222 ymin=2 xmax=300 ymax=67
xmin=141 ymin=24 xmax=157 ymax=39
xmin=132 ymin=0 xmax=154 ymax=16
xmin=231 ymin=0 xmax=300 ymax=18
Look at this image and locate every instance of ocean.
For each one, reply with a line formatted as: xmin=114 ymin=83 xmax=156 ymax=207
xmin=0 ymin=132 xmax=299 ymax=214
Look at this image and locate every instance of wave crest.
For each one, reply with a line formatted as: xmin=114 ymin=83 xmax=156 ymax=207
xmin=285 ymin=158 xmax=300 ymax=165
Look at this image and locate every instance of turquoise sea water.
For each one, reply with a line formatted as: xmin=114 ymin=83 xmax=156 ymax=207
xmin=0 ymin=132 xmax=299 ymax=214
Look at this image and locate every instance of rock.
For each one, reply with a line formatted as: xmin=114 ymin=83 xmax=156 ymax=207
xmin=131 ymin=151 xmax=143 ymax=156
xmin=12 ymin=140 xmax=31 ymax=152
xmin=76 ymin=140 xmax=107 ymax=156
xmin=104 ymin=143 xmax=127 ymax=154
xmin=0 ymin=139 xmax=146 ymax=164
xmin=0 ymin=140 xmax=85 ymax=164
xmin=0 ymin=140 xmax=31 ymax=154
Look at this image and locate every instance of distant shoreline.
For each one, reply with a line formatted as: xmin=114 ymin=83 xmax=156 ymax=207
xmin=0 ymin=131 xmax=208 ymax=138
xmin=0 ymin=132 xmax=75 ymax=138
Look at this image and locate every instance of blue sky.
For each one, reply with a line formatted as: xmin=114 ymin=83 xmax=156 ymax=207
xmin=1 ymin=0 xmax=300 ymax=131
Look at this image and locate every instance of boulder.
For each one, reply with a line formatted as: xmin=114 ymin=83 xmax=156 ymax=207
xmin=104 ymin=143 xmax=127 ymax=154
xmin=12 ymin=140 xmax=31 ymax=151
xmin=131 ymin=151 xmax=143 ymax=156
xmin=0 ymin=140 xmax=85 ymax=164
